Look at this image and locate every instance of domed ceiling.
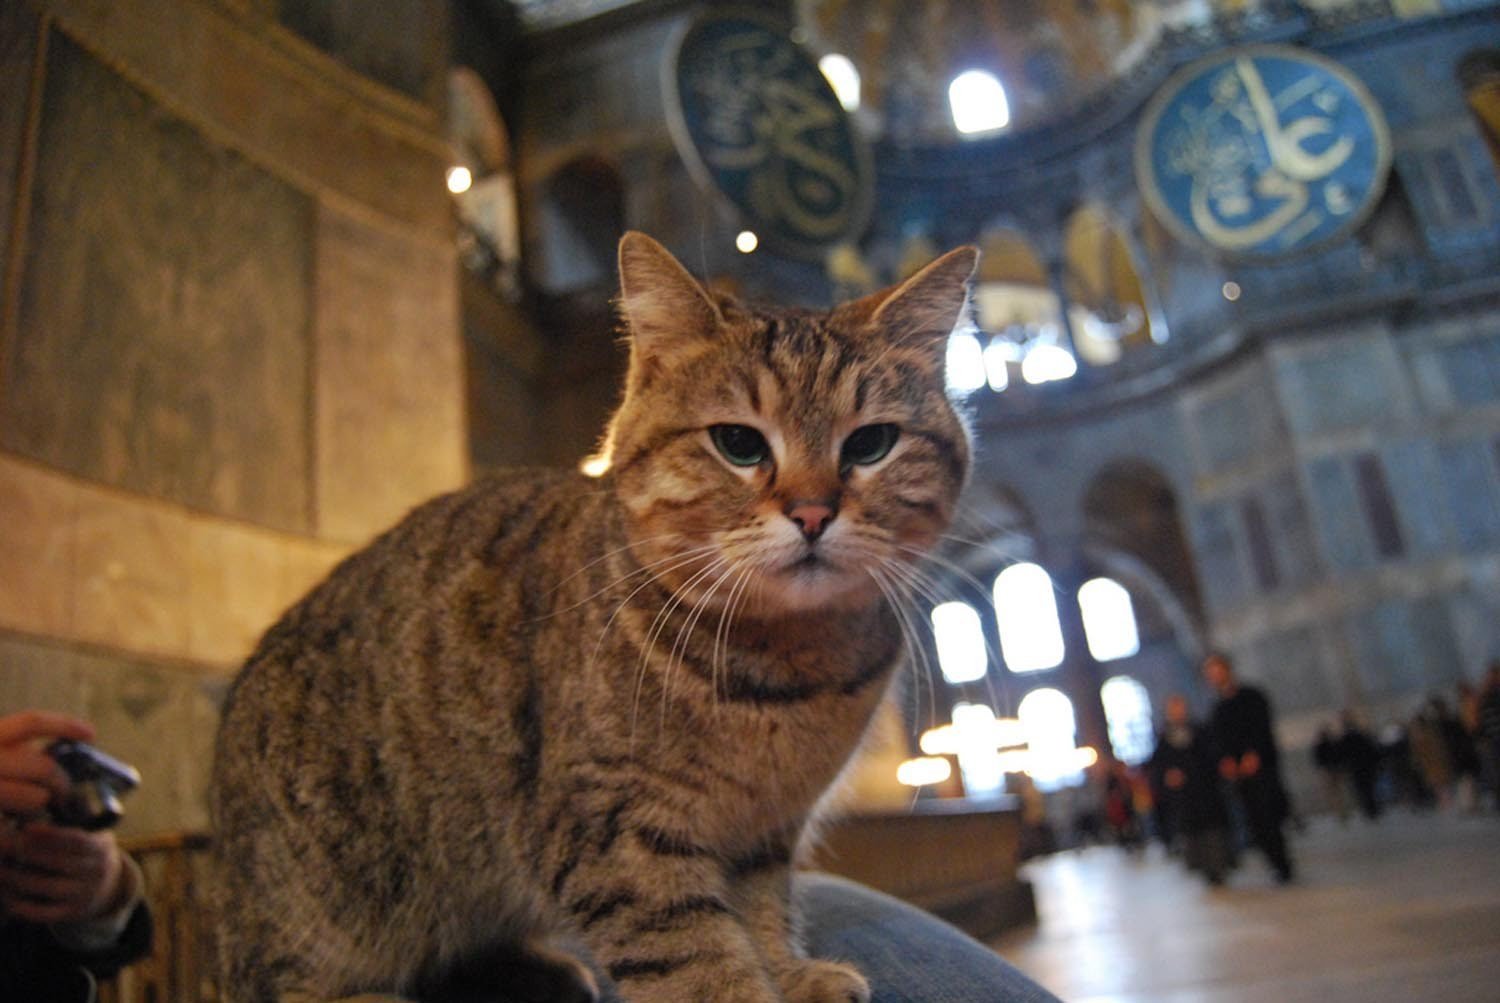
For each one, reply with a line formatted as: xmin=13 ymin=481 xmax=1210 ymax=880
xmin=795 ymin=0 xmax=1169 ymax=144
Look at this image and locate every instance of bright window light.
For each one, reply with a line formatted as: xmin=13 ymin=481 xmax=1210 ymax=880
xmin=982 ymin=338 xmax=1011 ymax=392
xmin=946 ymin=330 xmax=987 ymax=394
xmin=951 ymin=702 xmax=1006 ymax=797
xmin=1018 ymin=687 xmax=1083 ymax=790
xmin=932 ymin=601 xmax=988 ymax=684
xmin=949 ymin=69 xmax=1011 ymax=135
xmin=1021 ymin=343 xmax=1078 ymax=384
xmin=819 ymin=53 xmax=861 ymax=112
xmin=1078 ymin=577 xmax=1140 ymax=661
xmin=993 ymin=563 xmax=1065 ymax=672
xmin=1101 ymin=675 xmax=1155 ymax=766
xmin=896 ymin=756 xmax=952 ymax=787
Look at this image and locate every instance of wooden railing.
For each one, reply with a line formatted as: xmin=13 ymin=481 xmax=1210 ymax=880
xmin=100 ymin=832 xmax=217 ymax=1003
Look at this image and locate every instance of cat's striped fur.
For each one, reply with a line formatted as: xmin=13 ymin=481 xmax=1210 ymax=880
xmin=210 ymin=233 xmax=977 ymax=1003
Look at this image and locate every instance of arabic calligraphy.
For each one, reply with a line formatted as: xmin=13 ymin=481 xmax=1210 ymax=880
xmin=670 ymin=15 xmax=868 ymax=252
xmin=1138 ymin=46 xmax=1390 ymax=258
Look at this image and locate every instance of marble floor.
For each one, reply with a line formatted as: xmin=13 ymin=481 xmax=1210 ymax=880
xmin=991 ymin=812 xmax=1500 ymax=1002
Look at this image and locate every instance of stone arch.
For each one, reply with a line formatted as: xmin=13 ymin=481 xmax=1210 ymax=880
xmin=533 ymin=154 xmax=626 ymax=293
xmin=1458 ymin=49 xmax=1500 ymax=177
xmin=448 ymin=66 xmax=510 ymax=174
xmin=1081 ymin=459 xmax=1204 ymax=629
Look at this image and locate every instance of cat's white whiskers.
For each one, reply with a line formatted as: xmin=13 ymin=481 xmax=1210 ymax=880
xmin=865 ymin=562 xmax=940 ymax=735
xmin=531 ymin=532 xmax=697 ymax=614
xmin=661 ymin=558 xmax=741 ymax=728
xmin=711 ymin=560 xmax=761 ymax=715
xmin=546 ymin=540 xmax=719 ymax=624
xmin=629 ymin=555 xmax=731 ymax=749
xmin=586 ymin=545 xmax=719 ymax=671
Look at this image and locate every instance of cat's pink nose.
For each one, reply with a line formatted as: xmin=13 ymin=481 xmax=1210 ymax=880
xmin=786 ymin=500 xmax=837 ymax=542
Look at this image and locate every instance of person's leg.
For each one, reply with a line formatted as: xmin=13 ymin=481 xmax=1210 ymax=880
xmin=585 ymin=873 xmax=1059 ymax=1003
xmin=795 ymin=873 xmax=1061 ymax=1003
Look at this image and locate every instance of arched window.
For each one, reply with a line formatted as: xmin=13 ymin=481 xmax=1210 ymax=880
xmin=1100 ymin=675 xmax=1154 ymax=765
xmin=993 ymin=563 xmax=1065 ymax=672
xmin=1078 ymin=577 xmax=1140 ymax=661
xmin=1018 ymin=688 xmax=1083 ymax=790
xmin=931 ymin=601 xmax=988 ymax=684
xmin=949 ymin=69 xmax=1011 ymax=135
xmin=1459 ymin=50 xmax=1500 ymax=178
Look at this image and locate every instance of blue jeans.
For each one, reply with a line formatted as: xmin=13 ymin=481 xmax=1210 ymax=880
xmin=592 ymin=873 xmax=1058 ymax=1003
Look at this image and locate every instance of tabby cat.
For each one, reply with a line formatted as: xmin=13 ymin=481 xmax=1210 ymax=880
xmin=210 ymin=233 xmax=977 ymax=1003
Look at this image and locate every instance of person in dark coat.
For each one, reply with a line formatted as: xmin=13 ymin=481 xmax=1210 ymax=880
xmin=1312 ymin=722 xmax=1350 ymax=823
xmin=1148 ymin=693 xmax=1234 ymax=884
xmin=1 ymin=710 xmax=152 ymax=1003
xmin=1203 ymin=653 xmax=1296 ymax=883
xmin=1336 ymin=710 xmax=1384 ymax=821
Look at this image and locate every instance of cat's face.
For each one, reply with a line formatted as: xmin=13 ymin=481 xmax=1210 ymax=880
xmin=605 ymin=234 xmax=974 ymax=618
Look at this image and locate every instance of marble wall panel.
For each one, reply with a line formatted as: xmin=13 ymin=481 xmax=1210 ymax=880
xmin=1188 ymin=501 xmax=1246 ymax=614
xmin=1306 ymin=457 xmax=1373 ymax=572
xmin=1276 ymin=337 xmax=1404 ymax=439
xmin=5 ymin=33 xmax=314 ymax=532
xmin=1437 ymin=438 xmax=1500 ymax=549
xmin=1182 ymin=362 xmax=1285 ymax=478
xmin=0 ymin=457 xmax=78 ymax=638
xmin=0 ymin=452 xmax=349 ymax=667
xmin=1382 ymin=439 xmax=1452 ymax=558
xmin=1266 ymin=471 xmax=1323 ymax=589
xmin=0 ymin=634 xmax=226 ymax=835
xmin=1255 ymin=626 xmax=1335 ymax=714
xmin=72 ymin=485 xmax=192 ymax=658
xmin=314 ymin=207 xmax=467 ymax=544
xmin=277 ymin=0 xmax=447 ymax=104
xmin=0 ymin=3 xmax=39 ymax=283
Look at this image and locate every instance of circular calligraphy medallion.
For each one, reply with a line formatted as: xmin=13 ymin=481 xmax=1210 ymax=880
xmin=1135 ymin=45 xmax=1391 ymax=261
xmin=665 ymin=9 xmax=872 ymax=259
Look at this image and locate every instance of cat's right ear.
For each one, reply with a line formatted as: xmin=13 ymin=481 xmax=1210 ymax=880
xmin=617 ymin=232 xmax=724 ymax=367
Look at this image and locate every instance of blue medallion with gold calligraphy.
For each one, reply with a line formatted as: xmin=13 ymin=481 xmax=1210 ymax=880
xmin=666 ymin=10 xmax=870 ymax=257
xmin=1136 ymin=45 xmax=1391 ymax=260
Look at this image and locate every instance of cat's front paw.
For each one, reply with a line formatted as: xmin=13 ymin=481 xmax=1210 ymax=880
xmin=777 ymin=958 xmax=871 ymax=1003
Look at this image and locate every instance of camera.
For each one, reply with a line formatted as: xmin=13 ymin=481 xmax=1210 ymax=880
xmin=45 ymin=740 xmax=141 ymax=831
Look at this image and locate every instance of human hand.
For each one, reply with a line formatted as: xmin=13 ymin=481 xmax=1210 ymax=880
xmin=0 ymin=820 xmax=131 ymax=925
xmin=1240 ymin=750 xmax=1261 ymax=777
xmin=0 ymin=710 xmax=94 ymax=818
xmin=1218 ymin=756 xmax=1238 ymax=781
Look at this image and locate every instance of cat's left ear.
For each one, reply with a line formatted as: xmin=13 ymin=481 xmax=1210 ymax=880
xmin=617 ymin=232 xmax=724 ymax=366
xmin=843 ymin=246 xmax=980 ymax=369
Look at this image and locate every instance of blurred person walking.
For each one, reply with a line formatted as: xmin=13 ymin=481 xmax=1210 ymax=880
xmin=1203 ymin=653 xmax=1295 ymax=884
xmin=1148 ymin=694 xmax=1234 ymax=884
xmin=1478 ymin=664 xmax=1500 ymax=811
xmin=1313 ymin=722 xmax=1350 ymax=823
xmin=1337 ymin=710 xmax=1384 ymax=821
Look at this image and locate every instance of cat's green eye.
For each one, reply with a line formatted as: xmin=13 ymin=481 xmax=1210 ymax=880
xmin=710 ymin=424 xmax=771 ymax=467
xmin=841 ymin=424 xmax=899 ymax=468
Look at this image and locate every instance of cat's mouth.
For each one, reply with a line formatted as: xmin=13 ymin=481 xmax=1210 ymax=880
xmin=787 ymin=551 xmax=835 ymax=575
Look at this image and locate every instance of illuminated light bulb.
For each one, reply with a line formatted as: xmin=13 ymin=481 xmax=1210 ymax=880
xmin=446 ymin=165 xmax=473 ymax=195
xmin=736 ymin=230 xmax=759 ymax=254
xmin=579 ymin=455 xmax=611 ymax=478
